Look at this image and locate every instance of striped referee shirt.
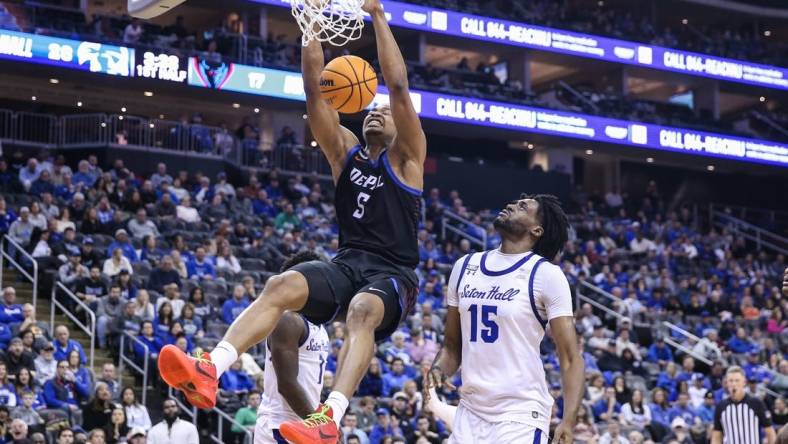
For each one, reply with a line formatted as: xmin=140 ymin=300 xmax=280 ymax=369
xmin=713 ymin=395 xmax=772 ymax=444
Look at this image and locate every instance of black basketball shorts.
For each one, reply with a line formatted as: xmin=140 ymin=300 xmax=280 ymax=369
xmin=288 ymin=248 xmax=418 ymax=342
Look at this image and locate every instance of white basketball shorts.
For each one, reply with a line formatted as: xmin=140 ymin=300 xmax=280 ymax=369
xmin=448 ymin=405 xmax=549 ymax=444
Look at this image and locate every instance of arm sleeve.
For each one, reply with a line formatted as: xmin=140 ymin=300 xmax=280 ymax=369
xmin=753 ymin=398 xmax=773 ymax=427
xmin=535 ymin=263 xmax=574 ymax=321
xmin=446 ymin=255 xmax=468 ymax=308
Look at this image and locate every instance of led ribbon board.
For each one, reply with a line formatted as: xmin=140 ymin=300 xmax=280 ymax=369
xmin=185 ymin=58 xmax=788 ymax=168
xmin=0 ymin=29 xmax=134 ymax=76
xmin=251 ymin=0 xmax=788 ymax=90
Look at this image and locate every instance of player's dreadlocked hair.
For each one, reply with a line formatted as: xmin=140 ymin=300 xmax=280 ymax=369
xmin=280 ymin=250 xmax=323 ymax=273
xmin=522 ymin=193 xmax=569 ymax=262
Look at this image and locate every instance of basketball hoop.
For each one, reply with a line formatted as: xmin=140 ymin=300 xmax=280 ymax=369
xmin=290 ymin=0 xmax=365 ymax=47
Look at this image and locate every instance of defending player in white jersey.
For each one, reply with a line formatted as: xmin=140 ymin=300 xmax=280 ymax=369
xmin=255 ymin=252 xmax=330 ymax=444
xmin=427 ymin=194 xmax=584 ymax=444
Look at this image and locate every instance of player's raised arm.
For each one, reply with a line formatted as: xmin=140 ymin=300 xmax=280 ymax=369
xmin=550 ymin=316 xmax=585 ymax=444
xmin=302 ymin=38 xmax=359 ymax=180
xmin=269 ymin=313 xmax=314 ymax=418
xmin=363 ymin=0 xmax=426 ymax=171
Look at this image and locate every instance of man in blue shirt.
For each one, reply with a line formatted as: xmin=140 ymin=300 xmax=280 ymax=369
xmin=53 ymin=325 xmax=87 ymax=365
xmin=592 ymin=387 xmax=621 ymax=421
xmin=107 ymin=229 xmax=138 ymax=263
xmin=668 ymin=393 xmax=697 ymax=425
xmin=0 ymin=287 xmax=24 ymax=326
xmin=0 ymin=197 xmax=16 ymax=236
xmin=646 ymin=336 xmax=674 ymax=367
xmin=369 ymin=409 xmax=402 ymax=444
xmin=727 ymin=327 xmax=756 ymax=354
xmin=43 ymin=360 xmax=89 ymax=416
xmin=187 ymin=246 xmax=216 ymax=280
xmin=382 ymin=358 xmax=410 ymax=396
xmin=221 ymin=285 xmax=250 ymax=325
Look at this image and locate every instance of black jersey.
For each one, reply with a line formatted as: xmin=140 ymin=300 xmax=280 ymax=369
xmin=334 ymin=145 xmax=421 ymax=268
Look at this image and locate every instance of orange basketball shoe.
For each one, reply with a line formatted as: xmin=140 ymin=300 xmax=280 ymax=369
xmin=279 ymin=404 xmax=340 ymax=444
xmin=158 ymin=345 xmax=218 ymax=409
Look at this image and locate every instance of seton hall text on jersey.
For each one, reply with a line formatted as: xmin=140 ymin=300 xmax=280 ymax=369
xmin=461 ymin=284 xmax=520 ymax=301
xmin=305 ymin=338 xmax=330 ymax=353
xmin=349 ymin=167 xmax=385 ymax=190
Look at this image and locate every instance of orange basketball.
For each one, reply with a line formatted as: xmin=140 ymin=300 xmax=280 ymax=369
xmin=320 ymin=55 xmax=378 ymax=114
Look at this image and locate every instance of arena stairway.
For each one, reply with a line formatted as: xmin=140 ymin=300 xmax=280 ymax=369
xmin=0 ymin=267 xmax=138 ymax=393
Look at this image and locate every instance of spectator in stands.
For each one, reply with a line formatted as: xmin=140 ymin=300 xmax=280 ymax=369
xmin=87 ymin=429 xmax=105 ymax=444
xmin=72 ymin=162 xmax=95 ymax=189
xmin=111 ymin=301 xmax=143 ymax=349
xmin=598 ymin=420 xmax=628 ymax=444
xmin=67 ymin=348 xmax=92 ymax=396
xmin=593 ymin=387 xmax=622 ymax=422
xmin=369 ymin=408 xmax=402 ymax=444
xmin=384 ymin=332 xmax=412 ymax=366
xmin=55 ymin=428 xmax=74 ymax=444
xmin=43 ymin=360 xmax=88 ymax=424
xmin=728 ymin=327 xmax=757 ymax=354
xmin=131 ymin=290 xmax=154 ymax=322
xmin=251 ymin=190 xmax=276 ymax=219
xmin=220 ymin=359 xmax=254 ymax=395
xmin=107 ymin=229 xmax=138 ymax=263
xmin=341 ymin=412 xmax=369 ymax=444
xmin=103 ymin=247 xmax=133 ymax=278
xmin=274 ymin=203 xmax=299 ymax=231
xmin=96 ymin=285 xmax=128 ymax=349
xmin=82 ymin=382 xmax=114 ymax=431
xmin=123 ymin=18 xmax=143 ymax=44
xmin=148 ymin=256 xmax=181 ymax=294
xmin=215 ymin=243 xmax=241 ymax=274
xmin=221 ymin=285 xmax=250 ymax=325
xmin=0 ymin=197 xmax=17 ymax=236
xmin=156 ymin=285 xmax=184 ymax=318
xmin=178 ymin=304 xmax=203 ymax=341
xmin=18 ymin=159 xmax=41 ymax=192
xmin=133 ymin=321 xmax=163 ymax=364
xmin=53 ymin=325 xmax=87 ymax=365
xmin=646 ymin=335 xmax=673 ymax=368
xmin=0 ymin=362 xmax=17 ymax=407
xmin=358 ymin=358 xmax=384 ymax=398
xmin=33 ymin=341 xmax=56 ymax=383
xmin=188 ymin=288 xmax=213 ymax=321
xmin=5 ymin=338 xmax=35 ymax=377
xmin=128 ymin=209 xmax=159 ymax=241
xmin=187 ymin=246 xmax=215 ymax=280
xmin=155 ymin=193 xmax=177 ymax=219
xmin=11 ymin=390 xmax=44 ymax=432
xmin=0 ymin=287 xmax=24 ymax=326
xmin=147 ymin=399 xmax=198 ymax=444
xmin=214 ymin=172 xmax=236 ymax=199
xmin=8 ymin=207 xmax=33 ymax=248
xmin=96 ymin=363 xmax=121 ymax=401
xmin=79 ymin=238 xmax=102 ymax=270
xmin=121 ymin=387 xmax=151 ymax=431
xmin=103 ymin=407 xmax=129 ymax=444
xmin=6 ymin=418 xmax=29 ymax=443
xmin=140 ymin=235 xmax=165 ymax=267
xmin=58 ymin=251 xmax=89 ymax=290
xmin=382 ymin=358 xmax=409 ymax=397
xmin=150 ymin=163 xmax=172 ymax=188
xmin=230 ymin=389 xmax=259 ymax=441
xmin=75 ymin=267 xmax=107 ymax=309
xmin=176 ymin=196 xmax=200 ymax=223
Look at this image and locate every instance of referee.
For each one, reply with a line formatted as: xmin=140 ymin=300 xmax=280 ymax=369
xmin=712 ymin=366 xmax=776 ymax=444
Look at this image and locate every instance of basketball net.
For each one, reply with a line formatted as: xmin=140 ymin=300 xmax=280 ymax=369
xmin=290 ymin=0 xmax=365 ymax=47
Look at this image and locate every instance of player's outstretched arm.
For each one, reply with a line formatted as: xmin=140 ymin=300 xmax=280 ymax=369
xmin=363 ymin=0 xmax=426 ymax=172
xmin=302 ymin=38 xmax=359 ymax=180
xmin=551 ymin=316 xmax=585 ymax=444
xmin=269 ymin=313 xmax=315 ymax=418
xmin=426 ymin=307 xmax=461 ymax=398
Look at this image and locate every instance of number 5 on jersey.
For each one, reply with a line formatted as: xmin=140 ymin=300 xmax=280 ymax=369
xmin=353 ymin=192 xmax=371 ymax=219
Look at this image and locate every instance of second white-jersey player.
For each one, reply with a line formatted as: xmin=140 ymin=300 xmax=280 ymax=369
xmin=256 ymin=313 xmax=329 ymax=444
xmin=428 ymin=194 xmax=585 ymax=444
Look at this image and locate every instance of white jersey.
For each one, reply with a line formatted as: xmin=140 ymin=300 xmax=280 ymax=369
xmin=447 ymin=249 xmax=573 ymax=432
xmin=258 ymin=316 xmax=329 ymax=428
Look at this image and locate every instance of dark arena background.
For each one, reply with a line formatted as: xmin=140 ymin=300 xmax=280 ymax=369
xmin=0 ymin=0 xmax=787 ymax=443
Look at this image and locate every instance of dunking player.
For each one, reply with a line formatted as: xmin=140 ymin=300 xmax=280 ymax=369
xmin=256 ymin=252 xmax=329 ymax=444
xmin=157 ymin=0 xmax=426 ymax=442
xmin=427 ymin=195 xmax=585 ymax=444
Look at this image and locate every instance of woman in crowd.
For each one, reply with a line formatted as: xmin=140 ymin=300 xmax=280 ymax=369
xmin=179 ymin=303 xmax=204 ymax=341
xmin=67 ymin=350 xmax=93 ymax=397
xmin=140 ymin=235 xmax=165 ymax=266
xmin=55 ymin=208 xmax=76 ymax=233
xmin=103 ymin=247 xmax=132 ymax=278
xmin=81 ymin=208 xmax=101 ymax=235
xmin=188 ymin=287 xmax=213 ymax=321
xmin=115 ymin=270 xmax=137 ymax=300
xmin=120 ymin=387 xmax=151 ymax=431
xmin=153 ymin=302 xmax=175 ymax=338
xmin=103 ymin=407 xmax=129 ymax=444
xmin=215 ymin=242 xmax=241 ymax=274
xmin=81 ymin=382 xmax=114 ymax=431
xmin=572 ymin=406 xmax=599 ymax=444
xmin=131 ymin=289 xmax=155 ymax=322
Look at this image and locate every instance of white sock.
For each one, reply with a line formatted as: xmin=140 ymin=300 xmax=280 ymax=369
xmin=325 ymin=391 xmax=349 ymax=427
xmin=210 ymin=341 xmax=238 ymax=377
